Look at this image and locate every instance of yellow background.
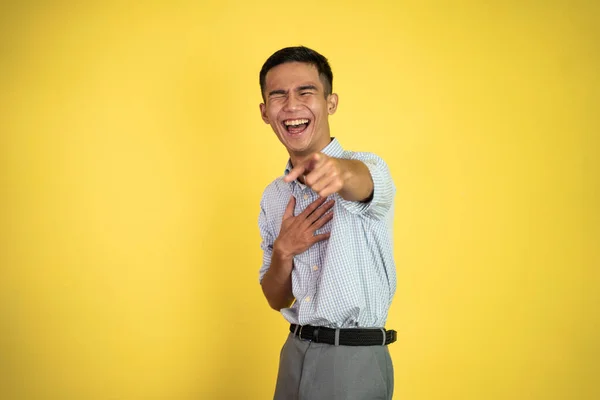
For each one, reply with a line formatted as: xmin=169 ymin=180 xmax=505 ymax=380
xmin=1 ymin=1 xmax=597 ymax=399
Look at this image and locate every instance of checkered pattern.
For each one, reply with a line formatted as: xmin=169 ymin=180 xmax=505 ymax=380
xmin=258 ymin=138 xmax=396 ymax=329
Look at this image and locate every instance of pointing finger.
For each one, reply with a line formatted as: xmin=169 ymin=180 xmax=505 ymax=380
xmin=284 ymin=164 xmax=306 ymax=183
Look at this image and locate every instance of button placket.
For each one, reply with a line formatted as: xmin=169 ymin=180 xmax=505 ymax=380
xmin=296 ymin=186 xmax=318 ymax=310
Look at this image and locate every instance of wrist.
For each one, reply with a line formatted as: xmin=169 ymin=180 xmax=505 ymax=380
xmin=337 ymin=158 xmax=353 ymax=188
xmin=273 ymin=241 xmax=295 ymax=262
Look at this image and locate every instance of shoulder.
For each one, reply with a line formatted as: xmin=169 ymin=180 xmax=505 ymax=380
xmin=262 ymin=176 xmax=288 ymax=196
xmin=340 ymin=149 xmax=388 ymax=165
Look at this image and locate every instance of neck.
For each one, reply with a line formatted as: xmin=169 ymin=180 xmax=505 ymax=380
xmin=288 ymin=137 xmax=334 ymax=170
xmin=289 ymin=153 xmax=312 ymax=171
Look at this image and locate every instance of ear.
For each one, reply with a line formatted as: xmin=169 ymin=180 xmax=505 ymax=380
xmin=259 ymin=103 xmax=269 ymax=124
xmin=327 ymin=93 xmax=339 ymax=115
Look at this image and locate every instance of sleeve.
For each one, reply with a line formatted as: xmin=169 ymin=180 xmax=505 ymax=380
xmin=336 ymin=152 xmax=395 ymax=221
xmin=258 ymin=196 xmax=275 ymax=284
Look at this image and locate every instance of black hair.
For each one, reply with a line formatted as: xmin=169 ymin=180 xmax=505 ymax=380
xmin=259 ymin=46 xmax=333 ymax=101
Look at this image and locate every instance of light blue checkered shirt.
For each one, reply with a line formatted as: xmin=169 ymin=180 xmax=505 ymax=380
xmin=258 ymin=138 xmax=396 ymax=329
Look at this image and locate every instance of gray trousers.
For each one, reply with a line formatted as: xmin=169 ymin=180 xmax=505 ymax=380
xmin=274 ymin=333 xmax=394 ymax=400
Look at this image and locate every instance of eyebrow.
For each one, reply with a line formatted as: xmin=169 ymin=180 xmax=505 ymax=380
xmin=297 ymin=85 xmax=318 ymax=92
xmin=268 ymin=85 xmax=320 ymax=98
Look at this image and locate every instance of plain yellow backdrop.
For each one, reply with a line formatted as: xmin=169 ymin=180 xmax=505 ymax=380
xmin=0 ymin=1 xmax=597 ymax=399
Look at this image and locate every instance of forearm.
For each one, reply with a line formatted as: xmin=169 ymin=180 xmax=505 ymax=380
xmin=261 ymin=247 xmax=294 ymax=311
xmin=339 ymin=159 xmax=374 ymax=202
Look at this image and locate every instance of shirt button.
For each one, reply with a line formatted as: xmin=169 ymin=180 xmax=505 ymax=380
xmin=305 ymin=296 xmax=311 ymax=302
xmin=313 ymin=265 xmax=319 ymax=271
xmin=303 ymin=194 xmax=308 ymax=200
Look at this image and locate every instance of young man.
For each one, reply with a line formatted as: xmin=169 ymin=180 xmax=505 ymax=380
xmin=257 ymin=46 xmax=397 ymax=400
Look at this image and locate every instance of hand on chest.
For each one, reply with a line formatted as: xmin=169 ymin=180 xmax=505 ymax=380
xmin=292 ymin=188 xmax=335 ymax=235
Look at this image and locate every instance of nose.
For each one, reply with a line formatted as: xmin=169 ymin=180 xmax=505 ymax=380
xmin=283 ymin=93 xmax=300 ymax=111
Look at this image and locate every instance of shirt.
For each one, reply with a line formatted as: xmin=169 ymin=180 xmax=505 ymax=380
xmin=258 ymin=138 xmax=396 ymax=329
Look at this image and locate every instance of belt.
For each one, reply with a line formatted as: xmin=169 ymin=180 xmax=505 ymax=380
xmin=289 ymin=324 xmax=397 ymax=346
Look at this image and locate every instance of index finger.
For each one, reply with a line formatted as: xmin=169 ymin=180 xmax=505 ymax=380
xmin=284 ymin=164 xmax=306 ymax=183
xmin=299 ymin=196 xmax=328 ymax=218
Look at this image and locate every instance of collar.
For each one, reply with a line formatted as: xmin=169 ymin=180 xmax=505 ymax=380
xmin=283 ymin=137 xmax=344 ymax=177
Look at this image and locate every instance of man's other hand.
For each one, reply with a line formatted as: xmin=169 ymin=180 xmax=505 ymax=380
xmin=273 ymin=195 xmax=334 ymax=259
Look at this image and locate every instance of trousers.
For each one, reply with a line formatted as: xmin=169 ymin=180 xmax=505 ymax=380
xmin=274 ymin=332 xmax=394 ymax=400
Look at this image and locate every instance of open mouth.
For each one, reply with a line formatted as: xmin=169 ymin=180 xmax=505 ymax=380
xmin=283 ymin=118 xmax=310 ymax=135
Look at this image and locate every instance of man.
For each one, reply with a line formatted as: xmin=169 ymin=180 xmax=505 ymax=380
xmin=257 ymin=46 xmax=397 ymax=400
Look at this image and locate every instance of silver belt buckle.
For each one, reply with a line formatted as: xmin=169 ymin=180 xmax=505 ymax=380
xmin=298 ymin=325 xmax=311 ymax=342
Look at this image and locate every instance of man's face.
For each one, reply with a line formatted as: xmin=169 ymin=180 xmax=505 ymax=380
xmin=260 ymin=62 xmax=338 ymax=157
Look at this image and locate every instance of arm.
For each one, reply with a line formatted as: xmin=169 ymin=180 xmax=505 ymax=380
xmin=259 ymin=195 xmax=334 ymax=311
xmin=284 ymin=153 xmax=372 ymax=201
xmin=285 ymin=152 xmax=394 ymax=220
xmin=337 ymin=158 xmax=374 ymax=202
xmin=260 ymin=246 xmax=294 ymax=311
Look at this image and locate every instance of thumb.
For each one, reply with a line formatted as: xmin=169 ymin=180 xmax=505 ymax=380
xmin=302 ymin=153 xmax=324 ymax=175
xmin=310 ymin=152 xmax=323 ymax=167
xmin=283 ymin=195 xmax=296 ymax=219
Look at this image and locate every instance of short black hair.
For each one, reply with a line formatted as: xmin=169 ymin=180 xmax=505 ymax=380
xmin=259 ymin=46 xmax=333 ymax=101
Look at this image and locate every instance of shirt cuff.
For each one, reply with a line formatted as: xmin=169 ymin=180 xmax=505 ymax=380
xmin=336 ymin=158 xmax=392 ymax=220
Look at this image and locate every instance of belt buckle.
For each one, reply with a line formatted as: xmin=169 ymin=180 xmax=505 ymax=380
xmin=299 ymin=325 xmax=312 ymax=342
xmin=298 ymin=325 xmax=310 ymax=342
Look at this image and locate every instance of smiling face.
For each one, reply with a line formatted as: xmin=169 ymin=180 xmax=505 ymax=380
xmin=260 ymin=62 xmax=338 ymax=160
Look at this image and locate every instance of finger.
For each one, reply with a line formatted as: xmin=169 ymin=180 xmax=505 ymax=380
xmin=307 ymin=199 xmax=335 ymax=224
xmin=303 ymin=153 xmax=328 ymax=182
xmin=284 ymin=164 xmax=306 ymax=183
xmin=309 ymin=172 xmax=334 ymax=195
xmin=308 ymin=158 xmax=340 ymax=194
xmin=312 ymin=210 xmax=334 ymax=230
xmin=283 ymin=196 xmax=296 ymax=219
xmin=311 ymin=232 xmax=331 ymax=244
xmin=304 ymin=165 xmax=329 ymax=190
xmin=299 ymin=196 xmax=328 ymax=219
xmin=308 ymin=152 xmax=325 ymax=168
xmin=316 ymin=179 xmax=343 ymax=198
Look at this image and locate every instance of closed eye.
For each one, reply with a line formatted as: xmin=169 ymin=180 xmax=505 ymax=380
xmin=297 ymin=85 xmax=318 ymax=96
xmin=268 ymin=90 xmax=287 ymax=99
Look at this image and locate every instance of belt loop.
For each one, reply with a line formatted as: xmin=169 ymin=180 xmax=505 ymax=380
xmin=334 ymin=329 xmax=340 ymax=346
xmin=380 ymin=328 xmax=386 ymax=346
xmin=293 ymin=324 xmax=299 ymax=337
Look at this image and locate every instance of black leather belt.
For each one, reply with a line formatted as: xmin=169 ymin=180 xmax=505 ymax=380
xmin=289 ymin=324 xmax=397 ymax=346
